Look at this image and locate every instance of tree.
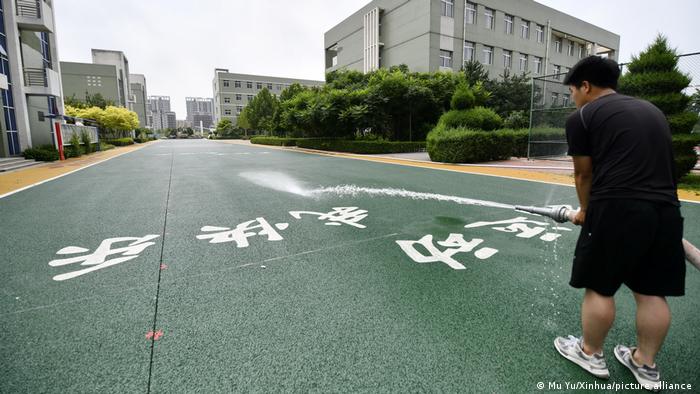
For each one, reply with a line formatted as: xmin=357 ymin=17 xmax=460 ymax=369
xmin=101 ymin=106 xmax=139 ymax=137
xmin=215 ymin=119 xmax=235 ymax=135
xmin=64 ymin=93 xmax=114 ymax=109
xmin=462 ymin=60 xmax=490 ymax=86
xmin=484 ymin=70 xmax=532 ymax=117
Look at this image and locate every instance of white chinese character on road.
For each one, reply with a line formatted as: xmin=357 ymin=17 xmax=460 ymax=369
xmin=289 ymin=207 xmax=368 ymax=229
xmin=49 ymin=235 xmax=160 ymax=281
xmin=464 ymin=217 xmax=571 ymax=242
xmin=196 ymin=218 xmax=289 ymax=248
xmin=396 ymin=233 xmax=499 ymax=270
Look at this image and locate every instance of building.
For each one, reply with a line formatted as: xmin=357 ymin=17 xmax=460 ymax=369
xmin=185 ymin=97 xmax=213 ymax=129
xmin=212 ymin=69 xmax=324 ymax=126
xmin=325 ymin=0 xmax=619 ymax=81
xmin=176 ymin=119 xmax=192 ymax=129
xmin=60 ymin=61 xmax=120 ymax=105
xmin=148 ymin=95 xmax=176 ymax=130
xmin=129 ymin=73 xmax=148 ymax=128
xmin=91 ymin=49 xmax=131 ymax=109
xmin=1 ymin=0 xmax=65 ymax=157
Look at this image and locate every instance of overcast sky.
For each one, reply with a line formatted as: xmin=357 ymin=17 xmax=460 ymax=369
xmin=54 ymin=0 xmax=699 ymax=118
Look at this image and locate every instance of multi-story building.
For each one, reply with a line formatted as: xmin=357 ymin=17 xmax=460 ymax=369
xmin=60 ymin=61 xmax=120 ymax=105
xmin=91 ymin=49 xmax=131 ymax=109
xmin=148 ymin=95 xmax=176 ymax=130
xmin=325 ymin=0 xmax=619 ymax=82
xmin=1 ymin=0 xmax=65 ymax=157
xmin=212 ymin=69 xmax=324 ymax=126
xmin=185 ymin=97 xmax=213 ymax=129
xmin=129 ymin=73 xmax=148 ymax=128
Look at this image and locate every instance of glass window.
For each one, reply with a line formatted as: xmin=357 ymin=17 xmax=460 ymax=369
xmin=533 ymin=56 xmax=542 ymax=74
xmin=246 ymin=81 xmax=253 ymax=89
xmin=224 ymin=97 xmax=230 ymax=103
xmin=234 ymin=80 xmax=241 ymax=88
xmin=267 ymin=83 xmax=273 ymax=90
xmin=554 ymin=38 xmax=562 ymax=53
xmin=223 ymin=80 xmax=230 ymax=87
xmin=236 ymin=105 xmax=243 ymax=114
xmin=484 ymin=9 xmax=494 ymax=30
xmin=440 ymin=50 xmax=453 ymax=68
xmin=521 ymin=20 xmax=530 ymax=39
xmin=441 ymin=0 xmax=454 ymax=17
xmin=551 ymin=92 xmax=559 ymax=106
xmin=553 ymin=64 xmax=561 ymax=79
xmin=567 ymin=41 xmax=575 ymax=56
xmin=579 ymin=44 xmax=587 ymax=58
xmin=276 ymin=84 xmax=282 ymax=90
xmin=563 ymin=94 xmax=570 ymax=107
xmin=235 ymin=94 xmax=242 ymax=101
xmin=536 ymin=24 xmax=544 ymax=43
xmin=483 ymin=46 xmax=493 ymax=65
xmin=519 ymin=54 xmax=528 ymax=71
xmin=247 ymin=94 xmax=254 ymax=101
xmin=224 ymin=109 xmax=232 ymax=115
xmin=465 ymin=2 xmax=476 ymax=24
xmin=464 ymin=41 xmax=475 ymax=62
xmin=503 ymin=50 xmax=512 ymax=68
xmin=256 ymin=82 xmax=263 ymax=90
xmin=504 ymin=15 xmax=513 ymax=34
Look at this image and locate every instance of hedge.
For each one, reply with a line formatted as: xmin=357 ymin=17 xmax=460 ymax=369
xmin=438 ymin=107 xmax=503 ymax=131
xmin=250 ymin=136 xmax=301 ymax=146
xmin=22 ymin=145 xmax=59 ymax=161
xmin=104 ymin=138 xmax=134 ymax=146
xmin=295 ymin=139 xmax=426 ymax=154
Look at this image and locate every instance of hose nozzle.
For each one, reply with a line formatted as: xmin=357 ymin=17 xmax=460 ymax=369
xmin=514 ymin=205 xmax=575 ymax=223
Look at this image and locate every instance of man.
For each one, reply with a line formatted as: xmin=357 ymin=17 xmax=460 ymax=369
xmin=553 ymin=56 xmax=685 ymax=391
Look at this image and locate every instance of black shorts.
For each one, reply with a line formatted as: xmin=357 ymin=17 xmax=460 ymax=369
xmin=570 ymin=199 xmax=686 ymax=297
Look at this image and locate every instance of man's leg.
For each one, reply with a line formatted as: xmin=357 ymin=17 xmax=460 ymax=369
xmin=632 ymin=292 xmax=671 ymax=366
xmin=581 ymin=288 xmax=615 ymax=355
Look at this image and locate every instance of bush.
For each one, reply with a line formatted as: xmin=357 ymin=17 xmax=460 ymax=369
xmin=68 ymin=133 xmax=82 ymax=158
xmin=104 ymin=138 xmax=134 ymax=146
xmin=100 ymin=142 xmax=115 ymax=151
xmin=504 ymin=110 xmax=530 ymax=129
xmin=644 ymin=93 xmax=691 ymax=115
xmin=667 ymin=111 xmax=699 ymax=134
xmin=80 ymin=131 xmax=92 ymax=154
xmin=22 ymin=145 xmax=59 ymax=161
xmin=250 ymin=136 xmax=300 ymax=146
xmin=451 ymin=85 xmax=476 ymax=110
xmin=427 ymin=125 xmax=525 ymax=163
xmin=617 ymin=71 xmax=692 ymax=96
xmin=295 ymin=139 xmax=426 ymax=154
xmin=438 ymin=107 xmax=503 ymax=131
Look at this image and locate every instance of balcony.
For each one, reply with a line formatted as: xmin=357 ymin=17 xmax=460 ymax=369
xmin=23 ymin=67 xmax=61 ymax=97
xmin=15 ymin=0 xmax=54 ymax=32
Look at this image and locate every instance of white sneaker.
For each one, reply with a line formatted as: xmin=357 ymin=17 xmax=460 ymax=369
xmin=614 ymin=345 xmax=661 ymax=392
xmin=554 ymin=335 xmax=610 ymax=379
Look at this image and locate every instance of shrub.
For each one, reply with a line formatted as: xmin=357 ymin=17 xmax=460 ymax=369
xmin=295 ymin=139 xmax=426 ymax=154
xmin=451 ymin=84 xmax=476 ymax=110
xmin=667 ymin=111 xmax=700 ymax=134
xmin=504 ymin=110 xmax=530 ymax=129
xmin=617 ymin=71 xmax=692 ymax=97
xmin=644 ymin=93 xmax=691 ymax=115
xmin=80 ymin=131 xmax=92 ymax=154
xmin=68 ymin=133 xmax=82 ymax=158
xmin=427 ymin=125 xmax=524 ymax=163
xmin=22 ymin=145 xmax=59 ymax=161
xmin=250 ymin=136 xmax=300 ymax=146
xmin=100 ymin=142 xmax=115 ymax=151
xmin=439 ymin=107 xmax=503 ymax=131
xmin=104 ymin=138 xmax=134 ymax=146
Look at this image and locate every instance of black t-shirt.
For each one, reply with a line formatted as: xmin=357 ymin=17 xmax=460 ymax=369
xmin=565 ymin=93 xmax=679 ymax=205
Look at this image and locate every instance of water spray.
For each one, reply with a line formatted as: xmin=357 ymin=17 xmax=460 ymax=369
xmin=515 ymin=205 xmax=700 ymax=271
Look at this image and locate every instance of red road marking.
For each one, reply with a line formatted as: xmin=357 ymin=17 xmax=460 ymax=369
xmin=160 ymin=264 xmax=168 ymax=270
xmin=146 ymin=330 xmax=164 ymax=341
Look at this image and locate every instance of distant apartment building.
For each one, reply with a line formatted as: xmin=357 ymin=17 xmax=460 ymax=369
xmin=129 ymin=73 xmax=148 ymax=128
xmin=148 ymin=95 xmax=176 ymax=130
xmin=325 ymin=0 xmax=619 ymax=88
xmin=185 ymin=97 xmax=213 ymax=129
xmin=1 ymin=0 xmax=65 ymax=157
xmin=212 ymin=69 xmax=324 ymax=126
xmin=60 ymin=61 xmax=120 ymax=105
xmin=91 ymin=49 xmax=132 ymax=109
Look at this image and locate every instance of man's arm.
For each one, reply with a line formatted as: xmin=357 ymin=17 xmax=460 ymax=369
xmin=572 ymin=155 xmax=593 ymax=225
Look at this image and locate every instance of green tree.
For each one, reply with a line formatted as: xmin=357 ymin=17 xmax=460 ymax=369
xmin=215 ymin=119 xmax=235 ymax=135
xmin=484 ymin=70 xmax=532 ymax=117
xmin=462 ymin=60 xmax=490 ymax=86
xmin=243 ymin=88 xmax=280 ymax=133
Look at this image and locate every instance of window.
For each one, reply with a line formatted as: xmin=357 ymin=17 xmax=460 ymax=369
xmin=235 ymin=93 xmax=242 ymax=101
xmin=536 ymin=24 xmax=544 ymax=43
xmin=519 ymin=54 xmax=528 ymax=71
xmin=40 ymin=32 xmax=51 ymax=69
xmin=224 ymin=97 xmax=230 ymax=103
xmin=504 ymin=14 xmax=513 ymax=34
xmin=533 ymin=56 xmax=542 ymax=74
xmin=440 ymin=50 xmax=453 ymax=68
xmin=224 ymin=109 xmax=232 ymax=115
xmin=464 ymin=41 xmax=475 ymax=62
xmin=256 ymin=82 xmax=263 ymax=90
xmin=246 ymin=81 xmax=253 ymax=89
xmin=276 ymin=84 xmax=282 ymax=90
xmin=520 ymin=20 xmax=530 ymax=39
xmin=503 ymin=50 xmax=512 ymax=68
xmin=563 ymin=94 xmax=570 ymax=107
xmin=553 ymin=64 xmax=561 ymax=79
xmin=441 ymin=0 xmax=454 ymax=17
xmin=567 ymin=41 xmax=574 ymax=56
xmin=554 ymin=38 xmax=562 ymax=53
xmin=551 ymin=92 xmax=559 ymax=106
xmin=483 ymin=46 xmax=493 ymax=65
xmin=267 ymin=83 xmax=273 ymax=90
xmin=465 ymin=2 xmax=476 ymax=24
xmin=234 ymin=80 xmax=241 ymax=88
xmin=484 ymin=8 xmax=494 ymax=29
xmin=223 ymin=80 xmax=230 ymax=87
xmin=579 ymin=44 xmax=587 ymax=58
xmin=247 ymin=94 xmax=254 ymax=101
xmin=236 ymin=105 xmax=243 ymax=114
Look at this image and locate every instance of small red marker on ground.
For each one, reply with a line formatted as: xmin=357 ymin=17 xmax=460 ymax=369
xmin=146 ymin=330 xmax=164 ymax=341
xmin=160 ymin=264 xmax=168 ymax=270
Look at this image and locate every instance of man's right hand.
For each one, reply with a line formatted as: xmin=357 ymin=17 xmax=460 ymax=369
xmin=571 ymin=209 xmax=586 ymax=226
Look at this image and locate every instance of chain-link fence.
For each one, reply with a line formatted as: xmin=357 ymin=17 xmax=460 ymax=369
xmin=527 ymin=52 xmax=700 ymax=159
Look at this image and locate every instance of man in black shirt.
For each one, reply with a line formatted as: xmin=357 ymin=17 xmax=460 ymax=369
xmin=552 ymin=56 xmax=685 ymax=391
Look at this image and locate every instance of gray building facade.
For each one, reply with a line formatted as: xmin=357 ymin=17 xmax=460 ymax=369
xmin=325 ymin=0 xmax=619 ymax=82
xmin=60 ymin=61 xmax=120 ymax=105
xmin=1 ymin=0 xmax=65 ymax=157
xmin=212 ymin=69 xmax=324 ymax=126
xmin=91 ymin=49 xmax=131 ymax=109
xmin=185 ymin=97 xmax=213 ymax=129
xmin=129 ymin=73 xmax=148 ymax=128
xmin=148 ymin=95 xmax=176 ymax=130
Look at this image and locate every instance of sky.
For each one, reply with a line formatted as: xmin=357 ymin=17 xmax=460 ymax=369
xmin=54 ymin=0 xmax=699 ymax=118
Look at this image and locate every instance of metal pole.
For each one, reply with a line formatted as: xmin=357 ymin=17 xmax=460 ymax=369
xmin=527 ymin=77 xmax=535 ymax=160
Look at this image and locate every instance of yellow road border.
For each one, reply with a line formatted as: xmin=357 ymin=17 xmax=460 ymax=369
xmin=217 ymin=140 xmax=700 ymax=203
xmin=0 ymin=141 xmax=159 ymax=198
